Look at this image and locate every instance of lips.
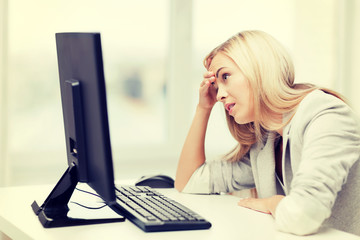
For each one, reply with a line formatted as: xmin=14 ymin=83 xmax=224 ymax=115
xmin=225 ymin=103 xmax=236 ymax=114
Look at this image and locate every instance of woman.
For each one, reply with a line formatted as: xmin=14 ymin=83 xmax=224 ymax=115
xmin=175 ymin=30 xmax=360 ymax=236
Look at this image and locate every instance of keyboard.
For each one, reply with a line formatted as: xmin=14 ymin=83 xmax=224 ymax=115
xmin=114 ymin=186 xmax=212 ymax=232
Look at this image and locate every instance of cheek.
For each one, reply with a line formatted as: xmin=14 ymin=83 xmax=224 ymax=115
xmin=236 ymin=91 xmax=255 ymax=123
xmin=243 ymin=81 xmax=254 ymax=107
xmin=247 ymin=94 xmax=255 ymax=121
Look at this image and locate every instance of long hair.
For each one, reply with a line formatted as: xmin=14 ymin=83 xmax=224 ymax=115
xmin=204 ymin=30 xmax=344 ymax=162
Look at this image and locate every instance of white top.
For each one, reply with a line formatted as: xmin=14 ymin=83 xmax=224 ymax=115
xmin=183 ymin=90 xmax=360 ymax=236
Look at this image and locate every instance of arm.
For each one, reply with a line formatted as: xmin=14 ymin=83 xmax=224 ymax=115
xmin=174 ymin=106 xmax=211 ymax=191
xmin=175 ymin=72 xmax=217 ymax=191
xmin=238 ymin=92 xmax=360 ymax=235
xmin=275 ymin=94 xmax=360 ymax=235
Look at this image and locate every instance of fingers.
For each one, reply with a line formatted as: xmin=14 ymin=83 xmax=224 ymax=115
xmin=237 ymin=198 xmax=271 ymax=215
xmin=204 ymin=57 xmax=212 ymax=70
xmin=200 ymin=71 xmax=216 ymax=87
xmin=198 ymin=71 xmax=217 ymax=109
xmin=203 ymin=71 xmax=214 ymax=78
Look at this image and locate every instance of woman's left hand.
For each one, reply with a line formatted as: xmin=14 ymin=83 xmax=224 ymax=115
xmin=237 ymin=195 xmax=285 ymax=215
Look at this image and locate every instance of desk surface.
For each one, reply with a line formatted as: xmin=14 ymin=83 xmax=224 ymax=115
xmin=1 ymin=182 xmax=359 ymax=240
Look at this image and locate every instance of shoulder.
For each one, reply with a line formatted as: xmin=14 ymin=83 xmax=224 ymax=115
xmin=285 ymin=89 xmax=360 ymax=137
xmin=297 ymin=89 xmax=347 ymax=116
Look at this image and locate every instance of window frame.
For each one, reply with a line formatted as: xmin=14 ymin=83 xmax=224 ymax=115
xmin=0 ymin=0 xmax=9 ymax=187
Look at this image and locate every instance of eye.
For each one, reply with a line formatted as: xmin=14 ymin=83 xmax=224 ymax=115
xmin=222 ymin=73 xmax=230 ymax=81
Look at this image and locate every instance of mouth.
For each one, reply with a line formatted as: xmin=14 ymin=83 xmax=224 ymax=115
xmin=225 ymin=103 xmax=236 ymax=114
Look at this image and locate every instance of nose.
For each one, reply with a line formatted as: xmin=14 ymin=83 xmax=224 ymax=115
xmin=216 ymin=86 xmax=227 ymax=102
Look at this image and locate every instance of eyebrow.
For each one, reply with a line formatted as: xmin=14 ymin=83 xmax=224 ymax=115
xmin=215 ymin=67 xmax=225 ymax=79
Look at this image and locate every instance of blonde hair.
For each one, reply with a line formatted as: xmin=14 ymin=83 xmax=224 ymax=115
xmin=204 ymin=30 xmax=344 ymax=162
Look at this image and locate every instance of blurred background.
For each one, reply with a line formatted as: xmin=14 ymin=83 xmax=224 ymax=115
xmin=0 ymin=0 xmax=359 ymax=186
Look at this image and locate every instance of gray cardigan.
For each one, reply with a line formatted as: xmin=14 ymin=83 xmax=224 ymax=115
xmin=183 ymin=90 xmax=360 ymax=236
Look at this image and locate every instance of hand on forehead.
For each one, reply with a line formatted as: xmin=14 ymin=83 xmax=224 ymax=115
xmin=208 ymin=53 xmax=234 ymax=78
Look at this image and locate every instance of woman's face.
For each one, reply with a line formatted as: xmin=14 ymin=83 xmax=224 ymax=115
xmin=209 ymin=53 xmax=255 ymax=124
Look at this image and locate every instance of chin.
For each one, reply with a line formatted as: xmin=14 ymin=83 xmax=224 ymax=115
xmin=234 ymin=118 xmax=246 ymax=125
xmin=234 ymin=115 xmax=253 ymax=125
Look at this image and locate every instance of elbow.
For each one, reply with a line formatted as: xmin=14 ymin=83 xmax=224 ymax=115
xmin=275 ymin=197 xmax=327 ymax=236
xmin=276 ymin=218 xmax=322 ymax=236
xmin=174 ymin=179 xmax=185 ymax=192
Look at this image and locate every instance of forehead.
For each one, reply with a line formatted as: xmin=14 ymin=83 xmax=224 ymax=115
xmin=208 ymin=53 xmax=238 ymax=72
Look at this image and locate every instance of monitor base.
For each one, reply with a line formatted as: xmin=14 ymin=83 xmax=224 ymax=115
xmin=31 ymin=164 xmax=125 ymax=228
xmin=31 ymin=201 xmax=124 ymax=228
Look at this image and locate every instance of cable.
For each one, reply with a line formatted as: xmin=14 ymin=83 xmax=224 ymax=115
xmin=72 ymin=187 xmax=108 ymax=210
xmin=70 ymin=201 xmax=107 ymax=210
xmin=75 ymin=187 xmax=102 ymax=198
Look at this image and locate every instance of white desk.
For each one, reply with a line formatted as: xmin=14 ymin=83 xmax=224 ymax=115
xmin=1 ymin=182 xmax=359 ymax=240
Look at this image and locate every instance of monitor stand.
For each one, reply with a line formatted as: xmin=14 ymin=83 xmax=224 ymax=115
xmin=31 ymin=164 xmax=125 ymax=228
xmin=31 ymin=80 xmax=125 ymax=228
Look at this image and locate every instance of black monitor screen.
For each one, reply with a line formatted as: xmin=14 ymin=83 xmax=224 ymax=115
xmin=56 ymin=32 xmax=116 ymax=204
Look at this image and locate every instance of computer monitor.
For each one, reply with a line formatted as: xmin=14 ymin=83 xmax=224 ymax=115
xmin=31 ymin=32 xmax=125 ymax=227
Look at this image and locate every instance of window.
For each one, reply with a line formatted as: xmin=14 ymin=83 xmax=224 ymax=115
xmin=4 ymin=0 xmax=177 ymax=185
xmin=1 ymin=0 xmax=359 ymax=186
